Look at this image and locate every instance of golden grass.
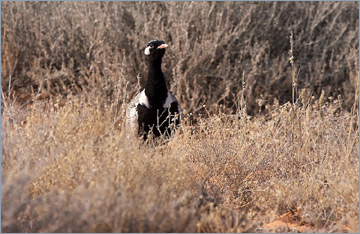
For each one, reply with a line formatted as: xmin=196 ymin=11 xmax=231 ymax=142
xmin=1 ymin=1 xmax=359 ymax=233
xmin=2 ymin=79 xmax=358 ymax=232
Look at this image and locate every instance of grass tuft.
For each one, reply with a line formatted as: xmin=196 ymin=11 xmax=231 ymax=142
xmin=1 ymin=1 xmax=359 ymax=233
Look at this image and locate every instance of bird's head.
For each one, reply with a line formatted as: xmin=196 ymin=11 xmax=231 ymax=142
xmin=144 ymin=40 xmax=168 ymax=61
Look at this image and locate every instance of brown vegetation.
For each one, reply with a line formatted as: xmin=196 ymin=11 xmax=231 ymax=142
xmin=1 ymin=1 xmax=359 ymax=233
xmin=1 ymin=1 xmax=358 ymax=116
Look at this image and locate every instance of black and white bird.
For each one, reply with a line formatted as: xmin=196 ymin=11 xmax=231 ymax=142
xmin=126 ymin=40 xmax=182 ymax=140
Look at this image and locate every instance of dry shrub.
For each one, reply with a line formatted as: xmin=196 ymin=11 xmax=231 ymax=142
xmin=1 ymin=1 xmax=359 ymax=233
xmin=1 ymin=96 xmax=254 ymax=233
xmin=1 ymin=1 xmax=358 ymax=116
xmin=1 ymin=68 xmax=358 ymax=232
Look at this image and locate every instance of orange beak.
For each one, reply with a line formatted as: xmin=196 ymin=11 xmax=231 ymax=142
xmin=157 ymin=44 xmax=168 ymax=49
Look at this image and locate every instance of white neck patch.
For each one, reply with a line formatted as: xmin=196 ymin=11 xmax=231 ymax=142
xmin=139 ymin=89 xmax=150 ymax=108
xmin=144 ymin=46 xmax=151 ymax=55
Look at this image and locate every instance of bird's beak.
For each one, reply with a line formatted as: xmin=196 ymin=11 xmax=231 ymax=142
xmin=157 ymin=44 xmax=168 ymax=49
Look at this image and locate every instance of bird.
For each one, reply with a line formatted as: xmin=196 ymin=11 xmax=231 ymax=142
xmin=126 ymin=40 xmax=182 ymax=140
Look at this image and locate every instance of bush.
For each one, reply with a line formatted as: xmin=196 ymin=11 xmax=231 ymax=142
xmin=1 ymin=1 xmax=358 ymax=115
xmin=1 ymin=2 xmax=359 ymax=232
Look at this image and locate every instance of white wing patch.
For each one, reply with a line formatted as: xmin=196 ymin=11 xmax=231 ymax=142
xmin=163 ymin=91 xmax=183 ymax=119
xmin=125 ymin=89 xmax=152 ymax=138
xmin=126 ymin=90 xmax=183 ymax=138
xmin=125 ymin=91 xmax=141 ymax=138
xmin=127 ymin=104 xmax=138 ymax=130
xmin=163 ymin=92 xmax=177 ymax=108
xmin=139 ymin=89 xmax=150 ymax=108
xmin=125 ymin=89 xmax=150 ymax=139
xmin=125 ymin=103 xmax=139 ymax=139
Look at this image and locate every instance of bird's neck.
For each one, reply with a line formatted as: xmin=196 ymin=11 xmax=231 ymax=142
xmin=145 ymin=59 xmax=168 ymax=107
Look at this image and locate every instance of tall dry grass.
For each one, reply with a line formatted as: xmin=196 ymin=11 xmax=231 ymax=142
xmin=1 ymin=1 xmax=359 ymax=116
xmin=2 ymin=78 xmax=359 ymax=232
xmin=1 ymin=1 xmax=359 ymax=233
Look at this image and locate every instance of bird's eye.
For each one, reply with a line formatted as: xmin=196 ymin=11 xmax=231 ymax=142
xmin=149 ymin=45 xmax=154 ymax=49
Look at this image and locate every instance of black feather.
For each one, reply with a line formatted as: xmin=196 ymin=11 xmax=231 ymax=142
xmin=127 ymin=40 xmax=182 ymax=140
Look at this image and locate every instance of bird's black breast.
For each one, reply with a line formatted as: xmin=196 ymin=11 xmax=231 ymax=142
xmin=136 ymin=102 xmax=181 ymax=139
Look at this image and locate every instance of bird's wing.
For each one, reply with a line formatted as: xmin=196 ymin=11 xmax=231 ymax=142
xmin=164 ymin=92 xmax=183 ymax=119
xmin=125 ymin=91 xmax=142 ymax=138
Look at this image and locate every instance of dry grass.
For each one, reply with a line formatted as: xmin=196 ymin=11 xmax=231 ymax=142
xmin=1 ymin=1 xmax=359 ymax=116
xmin=1 ymin=1 xmax=359 ymax=233
xmin=2 ymin=85 xmax=359 ymax=232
